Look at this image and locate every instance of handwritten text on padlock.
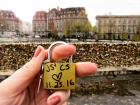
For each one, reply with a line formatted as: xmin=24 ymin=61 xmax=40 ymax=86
xmin=43 ymin=63 xmax=75 ymax=89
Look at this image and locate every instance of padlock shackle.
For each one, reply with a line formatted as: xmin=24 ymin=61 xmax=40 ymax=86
xmin=47 ymin=41 xmax=73 ymax=63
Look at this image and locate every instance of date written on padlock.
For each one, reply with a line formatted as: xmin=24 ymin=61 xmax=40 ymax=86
xmin=43 ymin=63 xmax=75 ymax=89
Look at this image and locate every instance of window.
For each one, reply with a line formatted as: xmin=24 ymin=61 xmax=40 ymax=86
xmin=128 ymin=20 xmax=131 ymax=24
xmin=119 ymin=20 xmax=121 ymax=24
xmin=99 ymin=20 xmax=102 ymax=24
xmin=123 ymin=20 xmax=126 ymax=24
xmin=113 ymin=20 xmax=116 ymax=24
xmin=104 ymin=20 xmax=106 ymax=25
xmin=133 ymin=20 xmax=136 ymax=24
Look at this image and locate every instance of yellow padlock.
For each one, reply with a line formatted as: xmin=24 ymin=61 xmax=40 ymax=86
xmin=43 ymin=41 xmax=75 ymax=89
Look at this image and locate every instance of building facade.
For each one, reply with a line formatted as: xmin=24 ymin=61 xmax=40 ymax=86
xmin=32 ymin=7 xmax=89 ymax=37
xmin=32 ymin=11 xmax=48 ymax=37
xmin=56 ymin=7 xmax=88 ymax=36
xmin=47 ymin=8 xmax=58 ymax=33
xmin=0 ymin=10 xmax=20 ymax=37
xmin=96 ymin=15 xmax=140 ymax=40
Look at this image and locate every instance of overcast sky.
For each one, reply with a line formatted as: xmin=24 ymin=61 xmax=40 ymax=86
xmin=0 ymin=0 xmax=140 ymax=25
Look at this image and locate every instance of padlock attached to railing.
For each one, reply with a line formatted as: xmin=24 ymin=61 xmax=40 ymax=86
xmin=42 ymin=41 xmax=75 ymax=90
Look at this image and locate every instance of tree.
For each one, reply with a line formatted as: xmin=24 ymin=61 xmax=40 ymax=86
xmin=63 ymin=21 xmax=72 ymax=37
xmin=51 ymin=26 xmax=58 ymax=37
xmin=92 ymin=26 xmax=97 ymax=33
xmin=63 ymin=20 xmax=93 ymax=40
xmin=132 ymin=34 xmax=140 ymax=41
xmin=82 ymin=21 xmax=92 ymax=32
xmin=120 ymin=33 xmax=128 ymax=41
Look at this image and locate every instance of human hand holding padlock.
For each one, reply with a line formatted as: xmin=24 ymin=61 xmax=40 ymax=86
xmin=0 ymin=42 xmax=97 ymax=105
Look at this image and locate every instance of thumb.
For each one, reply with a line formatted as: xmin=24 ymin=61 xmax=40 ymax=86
xmin=0 ymin=46 xmax=46 ymax=95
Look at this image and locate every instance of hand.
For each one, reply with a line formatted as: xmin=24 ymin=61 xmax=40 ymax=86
xmin=0 ymin=44 xmax=97 ymax=105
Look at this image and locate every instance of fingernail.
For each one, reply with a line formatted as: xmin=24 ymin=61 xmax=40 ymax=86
xmin=48 ymin=96 xmax=61 ymax=105
xmin=33 ymin=46 xmax=42 ymax=57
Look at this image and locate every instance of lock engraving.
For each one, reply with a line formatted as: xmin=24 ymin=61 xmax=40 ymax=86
xmin=43 ymin=63 xmax=75 ymax=89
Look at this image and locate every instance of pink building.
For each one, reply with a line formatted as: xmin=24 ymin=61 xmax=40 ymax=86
xmin=0 ymin=10 xmax=20 ymax=37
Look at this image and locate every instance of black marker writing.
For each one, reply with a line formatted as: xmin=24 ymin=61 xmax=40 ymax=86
xmin=60 ymin=64 xmax=70 ymax=71
xmin=46 ymin=82 xmax=52 ymax=88
xmin=52 ymin=72 xmax=62 ymax=82
xmin=67 ymin=79 xmax=75 ymax=87
xmin=54 ymin=82 xmax=62 ymax=88
xmin=46 ymin=63 xmax=56 ymax=72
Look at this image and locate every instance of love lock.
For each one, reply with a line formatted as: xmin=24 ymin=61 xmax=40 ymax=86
xmin=42 ymin=41 xmax=75 ymax=90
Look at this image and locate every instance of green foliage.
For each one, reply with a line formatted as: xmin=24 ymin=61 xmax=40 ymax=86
xmin=92 ymin=26 xmax=97 ymax=33
xmin=82 ymin=21 xmax=92 ymax=32
xmin=63 ymin=21 xmax=73 ymax=37
xmin=73 ymin=22 xmax=82 ymax=32
xmin=119 ymin=33 xmax=128 ymax=41
xmin=132 ymin=34 xmax=140 ymax=41
xmin=63 ymin=21 xmax=92 ymax=37
xmin=98 ymin=33 xmax=104 ymax=40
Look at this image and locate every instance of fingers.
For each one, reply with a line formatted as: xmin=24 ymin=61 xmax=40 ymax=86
xmin=62 ymin=102 xmax=67 ymax=105
xmin=49 ymin=44 xmax=97 ymax=77
xmin=0 ymin=44 xmax=76 ymax=95
xmin=0 ymin=43 xmax=97 ymax=96
xmin=34 ymin=45 xmax=44 ymax=57
xmin=46 ymin=44 xmax=76 ymax=61
xmin=47 ymin=90 xmax=70 ymax=105
xmin=0 ymin=46 xmax=46 ymax=95
xmin=76 ymin=62 xmax=97 ymax=77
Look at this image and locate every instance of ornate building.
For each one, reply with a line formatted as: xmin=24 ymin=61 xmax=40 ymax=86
xmin=32 ymin=11 xmax=48 ymax=37
xmin=32 ymin=7 xmax=89 ymax=37
xmin=0 ymin=10 xmax=20 ymax=37
xmin=96 ymin=15 xmax=140 ymax=40
xmin=56 ymin=7 xmax=88 ymax=36
xmin=47 ymin=8 xmax=58 ymax=33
